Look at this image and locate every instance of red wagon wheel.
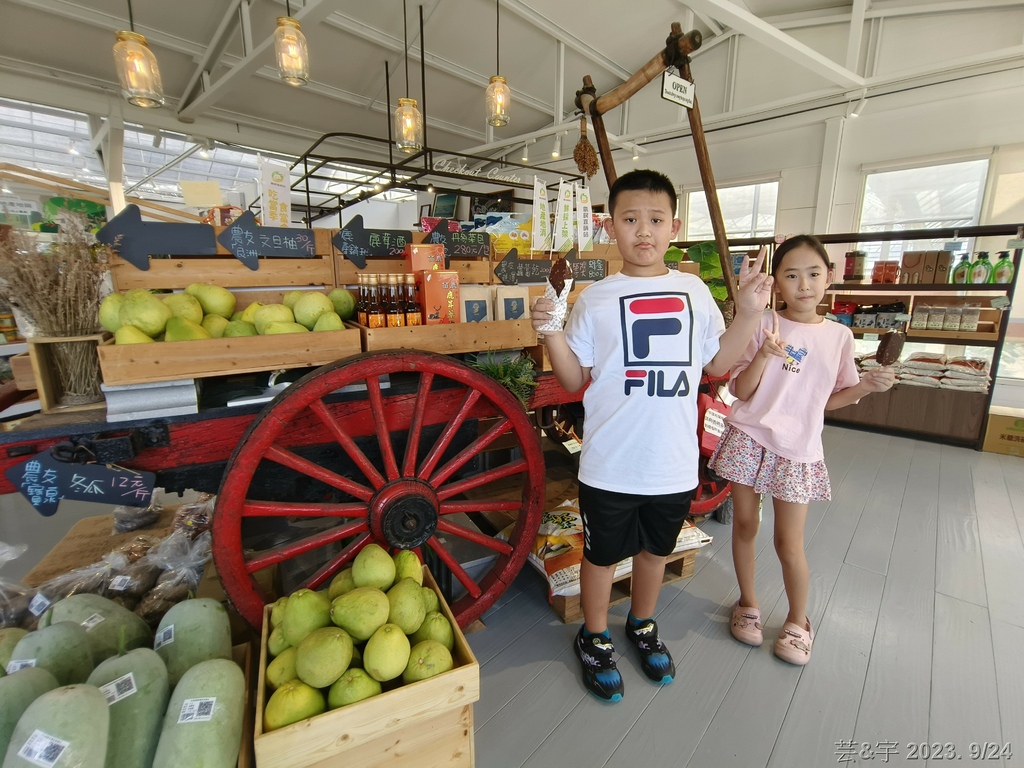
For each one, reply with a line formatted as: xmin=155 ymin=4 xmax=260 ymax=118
xmin=212 ymin=350 xmax=546 ymax=630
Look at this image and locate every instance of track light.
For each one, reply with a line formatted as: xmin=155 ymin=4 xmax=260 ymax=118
xmin=850 ymin=95 xmax=868 ymax=118
xmin=551 ymin=134 xmax=561 ymax=159
xmin=151 ymin=133 xmax=162 ymax=148
xmin=68 ymin=141 xmax=79 ymax=156
xmin=632 ymin=144 xmax=639 ymax=162
xmin=521 ymin=141 xmax=530 ymax=163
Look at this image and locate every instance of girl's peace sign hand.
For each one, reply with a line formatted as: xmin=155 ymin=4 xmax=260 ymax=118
xmin=734 ymin=246 xmax=774 ymax=316
xmin=758 ymin=309 xmax=787 ymax=359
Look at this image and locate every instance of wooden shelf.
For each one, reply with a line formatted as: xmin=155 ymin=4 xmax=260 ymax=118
xmin=847 ymin=327 xmax=999 ymax=345
xmin=830 ymin=282 xmax=1009 ymax=293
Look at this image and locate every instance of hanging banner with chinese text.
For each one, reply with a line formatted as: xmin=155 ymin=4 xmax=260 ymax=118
xmin=575 ymin=184 xmax=594 ymax=252
xmin=258 ymin=157 xmax=291 ymax=228
xmin=531 ymin=177 xmax=551 ymax=252
xmin=552 ymin=180 xmax=574 ymax=253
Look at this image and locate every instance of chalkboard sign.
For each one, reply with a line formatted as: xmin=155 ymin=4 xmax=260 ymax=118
xmin=425 ymin=219 xmax=490 ymax=260
xmin=215 ymin=211 xmax=317 ymax=270
xmin=568 ymin=254 xmax=607 ymax=282
xmin=4 ymin=449 xmax=156 ymax=517
xmin=97 ymin=204 xmax=217 ymax=271
xmin=332 ymin=215 xmax=412 ymax=270
xmin=493 ymin=248 xmax=607 ymax=286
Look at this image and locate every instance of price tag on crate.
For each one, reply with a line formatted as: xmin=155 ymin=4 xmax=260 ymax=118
xmin=991 ymin=296 xmax=1010 ymax=310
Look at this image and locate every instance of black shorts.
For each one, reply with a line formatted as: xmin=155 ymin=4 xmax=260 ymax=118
xmin=578 ymin=482 xmax=695 ymax=567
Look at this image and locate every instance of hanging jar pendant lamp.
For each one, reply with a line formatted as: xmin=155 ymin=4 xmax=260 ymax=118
xmin=275 ymin=0 xmax=310 ymax=86
xmin=394 ymin=0 xmax=423 ymax=153
xmin=485 ymin=0 xmax=510 ymax=127
xmin=112 ymin=0 xmax=165 ymax=108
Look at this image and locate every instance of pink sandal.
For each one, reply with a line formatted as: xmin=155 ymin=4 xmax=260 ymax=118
xmin=730 ymin=602 xmax=763 ymax=646
xmin=774 ymin=618 xmax=814 ymax=665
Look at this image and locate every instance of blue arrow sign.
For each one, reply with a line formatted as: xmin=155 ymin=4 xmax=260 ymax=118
xmin=332 ymin=215 xmax=412 ymax=270
xmin=96 ymin=204 xmax=217 ymax=271
xmin=216 ymin=211 xmax=317 ymax=270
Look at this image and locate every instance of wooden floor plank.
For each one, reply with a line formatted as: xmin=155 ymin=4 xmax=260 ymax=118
xmin=930 ymin=593 xmax=1004 ymax=766
xmin=990 ymin=618 xmax=1024 ymax=761
xmin=934 ymin=443 xmax=987 ymax=606
xmin=997 ymin=454 xmax=1024 ymax=535
xmin=854 ymin=440 xmax=941 ymax=748
xmin=767 ymin=563 xmax=885 ymax=768
xmin=974 ymin=453 xmax=1024 ymax=628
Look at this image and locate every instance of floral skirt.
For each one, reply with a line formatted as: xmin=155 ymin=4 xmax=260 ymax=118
xmin=708 ymin=424 xmax=831 ymax=504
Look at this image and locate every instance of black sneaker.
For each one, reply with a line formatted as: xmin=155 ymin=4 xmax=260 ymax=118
xmin=625 ymin=618 xmax=675 ymax=684
xmin=573 ymin=627 xmax=624 ymax=702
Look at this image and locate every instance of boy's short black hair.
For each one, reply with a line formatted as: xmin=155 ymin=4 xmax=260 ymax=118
xmin=608 ymin=169 xmax=678 ymax=216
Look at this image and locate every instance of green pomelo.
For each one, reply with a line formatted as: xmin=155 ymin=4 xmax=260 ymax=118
xmin=410 ymin=611 xmax=454 ymax=651
xmin=264 ymin=321 xmax=309 ymax=335
xmin=265 ymin=646 xmax=298 ymax=690
xmin=164 ymin=316 xmax=212 ymax=342
xmin=403 ymin=639 xmax=453 ymax=684
xmin=386 ymin=577 xmax=426 ymax=635
xmin=420 ymin=586 xmax=440 ymax=615
xmin=327 ymin=568 xmax=356 ymax=601
xmin=0 ymin=628 xmax=28 ymax=677
xmin=327 ymin=667 xmax=381 ymax=709
xmin=328 ymin=288 xmax=356 ymax=320
xmin=282 ymin=589 xmax=331 ymax=648
xmin=349 ymin=643 xmax=362 ymax=669
xmin=184 ymin=283 xmax=236 ymax=318
xmin=293 ymin=292 xmax=334 ymax=330
xmin=352 ymin=543 xmax=396 ymax=591
xmin=295 ymin=626 xmax=353 ymax=688
xmin=263 ymin=679 xmax=325 ymax=732
xmin=392 ymin=550 xmax=423 ymax=585
xmin=362 ymin=623 xmax=410 ymax=682
xmin=162 ymin=293 xmax=204 ymax=325
xmin=201 ymin=314 xmax=230 ymax=338
xmin=254 ymin=304 xmax=293 ymax=334
xmin=267 ymin=626 xmax=290 ymax=657
xmin=270 ymin=597 xmax=289 ymax=628
xmin=312 ymin=312 xmax=343 ymax=331
xmin=114 ymin=325 xmax=157 ymax=344
xmin=98 ymin=293 xmax=124 ymax=333
xmin=119 ymin=289 xmax=171 ymax=337
xmin=281 ymin=290 xmax=304 ymax=309
xmin=230 ymin=311 xmax=243 ymax=321
xmin=330 ymin=587 xmax=389 ymax=642
xmin=239 ymin=302 xmax=262 ymax=324
xmin=223 ymin=320 xmax=257 ymax=337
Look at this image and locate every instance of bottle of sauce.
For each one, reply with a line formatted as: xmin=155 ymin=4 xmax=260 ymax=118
xmin=366 ymin=274 xmax=386 ymax=328
xmin=993 ymin=251 xmax=1015 ymax=284
xmin=385 ymin=274 xmax=405 ymax=327
xmin=404 ymin=273 xmax=422 ymax=327
xmin=950 ymin=254 xmax=972 ymax=284
xmin=969 ymin=252 xmax=994 ymax=284
xmin=355 ymin=273 xmax=368 ymax=326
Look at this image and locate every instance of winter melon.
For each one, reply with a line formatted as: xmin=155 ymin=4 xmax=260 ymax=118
xmin=151 ymin=658 xmax=244 ymax=768
xmin=86 ymin=648 xmax=169 ymax=768
xmin=3 ymin=684 xmax=109 ymax=767
xmin=154 ymin=598 xmax=232 ymax=688
xmin=8 ymin=620 xmax=94 ymax=685
xmin=49 ymin=593 xmax=153 ymax=663
xmin=0 ymin=667 xmax=59 ymax=758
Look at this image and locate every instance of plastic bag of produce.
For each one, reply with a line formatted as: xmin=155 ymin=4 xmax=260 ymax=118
xmin=135 ymin=531 xmax=212 ymax=626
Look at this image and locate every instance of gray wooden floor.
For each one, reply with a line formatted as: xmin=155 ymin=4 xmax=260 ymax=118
xmin=467 ymin=426 xmax=1024 ymax=768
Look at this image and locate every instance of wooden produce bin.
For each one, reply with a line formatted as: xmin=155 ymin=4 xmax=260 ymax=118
xmin=253 ymin=567 xmax=479 ymax=768
xmin=27 ymin=332 xmax=108 ymax=413
xmin=349 ymin=318 xmax=536 ymax=355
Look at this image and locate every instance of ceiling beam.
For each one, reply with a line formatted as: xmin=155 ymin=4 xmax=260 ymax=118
xmin=845 ymin=0 xmax=868 ymax=72
xmin=684 ymin=0 xmax=864 ymax=88
xmin=177 ymin=0 xmax=245 ymax=110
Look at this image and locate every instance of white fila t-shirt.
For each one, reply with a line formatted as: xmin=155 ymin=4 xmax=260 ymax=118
xmin=565 ymin=270 xmax=725 ymax=494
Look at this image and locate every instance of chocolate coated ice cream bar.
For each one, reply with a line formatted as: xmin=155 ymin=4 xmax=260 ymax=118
xmin=876 ymin=329 xmax=905 ymax=366
xmin=548 ymin=257 xmax=573 ymax=297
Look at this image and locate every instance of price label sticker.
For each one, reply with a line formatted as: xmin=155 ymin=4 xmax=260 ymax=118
xmin=562 ymin=438 xmax=582 ymax=454
xmin=6 ymin=659 xmax=36 ymax=674
xmin=1006 ymin=238 xmax=1024 ymax=249
xmin=154 ymin=624 xmax=174 ymax=650
xmin=178 ymin=697 xmax=217 ymax=723
xmin=991 ymin=296 xmax=1010 ymax=309
xmin=109 ymin=575 xmax=131 ymax=592
xmin=28 ymin=593 xmax=51 ymax=617
xmin=17 ymin=729 xmax=69 ymax=768
xmin=862 ymin=333 xmax=879 ymax=341
xmin=100 ymin=672 xmax=138 ymax=705
xmin=80 ymin=613 xmax=105 ymax=630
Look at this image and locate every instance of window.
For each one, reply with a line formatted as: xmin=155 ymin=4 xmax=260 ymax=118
xmin=684 ymin=180 xmax=778 ymax=241
xmin=857 ymin=158 xmax=989 ymax=265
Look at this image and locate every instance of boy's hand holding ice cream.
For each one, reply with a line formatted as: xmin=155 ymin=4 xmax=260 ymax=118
xmin=532 ymin=256 xmax=574 ymax=333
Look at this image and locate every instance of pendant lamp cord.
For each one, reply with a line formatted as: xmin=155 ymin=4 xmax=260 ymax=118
xmin=495 ymin=0 xmax=500 ymax=76
xmin=286 ymin=0 xmax=291 ymax=17
xmin=403 ymin=0 xmax=410 ymax=96
xmin=126 ymin=0 xmax=134 ymax=31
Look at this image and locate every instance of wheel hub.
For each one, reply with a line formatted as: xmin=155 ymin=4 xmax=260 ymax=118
xmin=368 ymin=479 xmax=439 ymax=549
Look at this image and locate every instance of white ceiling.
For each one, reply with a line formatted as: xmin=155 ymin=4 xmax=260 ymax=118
xmin=1 ymin=0 xmax=1022 ymax=207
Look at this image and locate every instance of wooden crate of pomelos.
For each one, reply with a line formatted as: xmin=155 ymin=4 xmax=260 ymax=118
xmin=253 ymin=546 xmax=479 ymax=768
xmin=97 ymin=222 xmax=362 ymax=386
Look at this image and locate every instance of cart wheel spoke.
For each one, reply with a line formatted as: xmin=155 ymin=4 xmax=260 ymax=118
xmin=416 ymin=388 xmax=482 ymax=480
xmin=309 ymin=399 xmax=385 ymax=489
xmin=242 ymin=500 xmax=367 ymax=518
xmin=301 ymin=532 xmax=371 ymax=591
xmin=367 ymin=375 xmax=401 ymax=481
xmin=429 ymin=416 xmax=511 ymax=487
xmin=439 ymin=500 xmax=522 ymax=516
xmin=401 ymin=371 xmax=435 ymax=477
xmin=264 ymin=444 xmax=374 ymax=501
xmin=436 ymin=458 xmax=528 ymax=501
xmin=245 ymin=520 xmax=368 ymax=573
xmin=426 ymin=535 xmax=482 ymax=599
xmin=436 ymin=519 xmax=514 ymax=556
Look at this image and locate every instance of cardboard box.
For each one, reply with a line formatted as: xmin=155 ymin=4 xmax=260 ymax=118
xmin=492 ymin=285 xmax=531 ymax=321
xmin=922 ymin=251 xmax=939 ymax=284
xmin=405 ymin=243 xmax=446 ymax=273
xmin=844 ymin=251 xmax=866 ymax=281
xmin=253 ymin=566 xmax=479 ymax=768
xmin=459 ymin=285 xmax=492 ymax=323
xmin=982 ymin=407 xmax=1024 ymax=456
xmin=934 ymin=251 xmax=953 ymax=283
xmin=419 ymin=271 xmax=460 ymax=325
xmin=900 ymin=252 xmax=926 ymax=284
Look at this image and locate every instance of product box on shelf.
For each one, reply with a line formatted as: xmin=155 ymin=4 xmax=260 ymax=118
xmin=900 ymin=252 xmax=927 ymax=284
xmin=459 ymin=285 xmax=492 ymax=323
xmin=934 ymin=251 xmax=953 ymax=283
xmin=492 ymin=286 xmax=531 ymax=321
xmin=982 ymin=407 xmax=1024 ymax=456
xmin=844 ymin=251 xmax=866 ymax=282
xmin=405 ymin=243 xmax=447 ymax=273
xmin=253 ymin=566 xmax=479 ymax=768
xmin=419 ymin=270 xmax=461 ymax=325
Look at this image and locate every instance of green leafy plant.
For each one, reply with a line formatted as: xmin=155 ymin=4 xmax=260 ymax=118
xmin=687 ymin=241 xmax=729 ymax=301
xmin=469 ymin=352 xmax=538 ymax=408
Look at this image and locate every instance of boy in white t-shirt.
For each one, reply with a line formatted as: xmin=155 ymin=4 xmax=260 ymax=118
xmin=531 ymin=169 xmax=773 ymax=702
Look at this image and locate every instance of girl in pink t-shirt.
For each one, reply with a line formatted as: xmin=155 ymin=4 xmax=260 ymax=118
xmin=708 ymin=235 xmax=895 ymax=665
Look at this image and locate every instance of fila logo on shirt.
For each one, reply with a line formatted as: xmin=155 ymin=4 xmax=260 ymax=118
xmin=782 ymin=344 xmax=808 ymax=373
xmin=619 ymin=291 xmax=694 ymax=398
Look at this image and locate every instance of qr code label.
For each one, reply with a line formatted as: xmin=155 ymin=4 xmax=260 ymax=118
xmin=100 ymin=672 xmax=137 ymax=705
xmin=81 ymin=613 xmax=105 ymax=630
xmin=28 ymin=594 xmax=51 ymax=617
xmin=17 ymin=729 xmax=69 ymax=768
xmin=703 ymin=408 xmax=726 ymax=438
xmin=154 ymin=625 xmax=174 ymax=650
xmin=6 ymin=659 xmax=36 ymax=674
xmin=109 ymin=575 xmax=131 ymax=592
xmin=178 ymin=697 xmax=216 ymax=723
